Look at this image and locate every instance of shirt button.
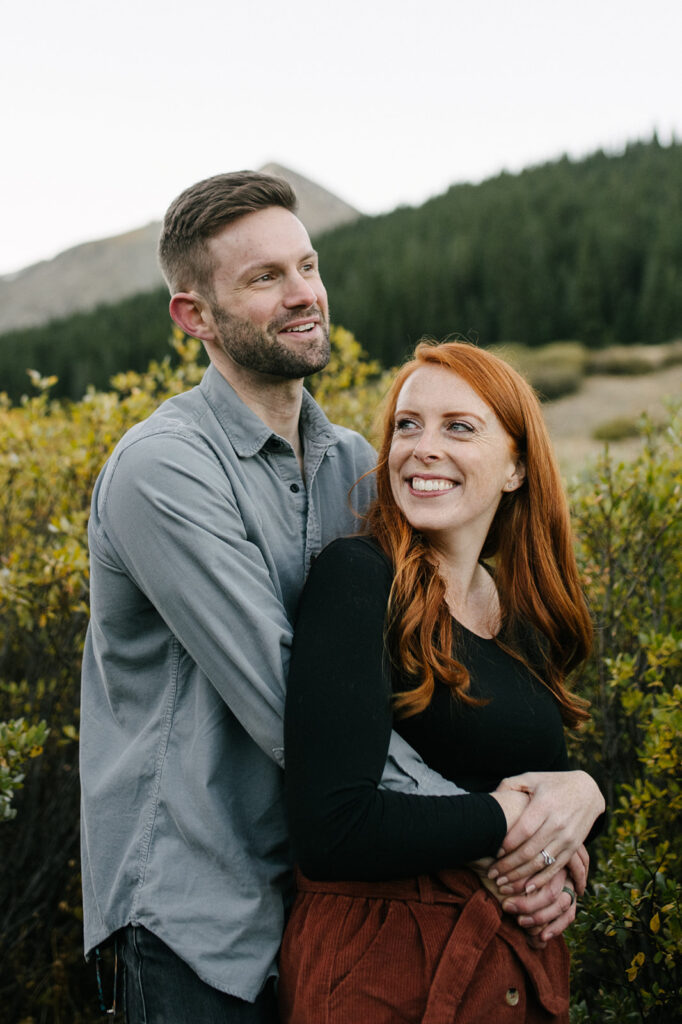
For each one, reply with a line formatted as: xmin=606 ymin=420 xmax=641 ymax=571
xmin=505 ymin=988 xmax=520 ymax=1007
xmin=290 ymin=483 xmax=300 ymax=493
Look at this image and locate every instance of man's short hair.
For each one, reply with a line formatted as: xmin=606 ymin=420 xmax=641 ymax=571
xmin=158 ymin=170 xmax=298 ymax=296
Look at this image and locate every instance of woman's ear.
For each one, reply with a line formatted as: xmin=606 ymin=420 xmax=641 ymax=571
xmin=505 ymin=459 xmax=527 ymax=492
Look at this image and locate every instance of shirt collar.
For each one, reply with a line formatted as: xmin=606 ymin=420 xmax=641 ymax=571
xmin=199 ymin=363 xmax=338 ymax=457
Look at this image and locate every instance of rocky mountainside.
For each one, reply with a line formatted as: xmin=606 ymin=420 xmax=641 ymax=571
xmin=0 ymin=164 xmax=362 ymax=334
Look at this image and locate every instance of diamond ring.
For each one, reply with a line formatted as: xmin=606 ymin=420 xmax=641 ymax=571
xmin=540 ymin=848 xmax=556 ymax=867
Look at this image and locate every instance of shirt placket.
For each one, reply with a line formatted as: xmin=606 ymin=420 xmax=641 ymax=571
xmin=268 ymin=437 xmax=309 ymax=573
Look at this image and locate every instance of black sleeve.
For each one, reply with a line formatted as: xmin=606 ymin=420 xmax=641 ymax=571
xmin=284 ymin=537 xmax=507 ymax=881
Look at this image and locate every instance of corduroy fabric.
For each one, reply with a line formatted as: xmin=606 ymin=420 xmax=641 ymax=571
xmin=279 ymin=869 xmax=569 ymax=1024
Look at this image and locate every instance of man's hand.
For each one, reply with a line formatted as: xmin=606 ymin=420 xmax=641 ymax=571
xmin=501 ymin=867 xmax=578 ymax=945
xmin=469 ymin=858 xmax=579 ymax=947
xmin=487 ymin=771 xmax=603 ymax=890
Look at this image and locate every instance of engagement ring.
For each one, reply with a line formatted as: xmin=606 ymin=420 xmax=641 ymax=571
xmin=540 ymin=848 xmax=556 ymax=867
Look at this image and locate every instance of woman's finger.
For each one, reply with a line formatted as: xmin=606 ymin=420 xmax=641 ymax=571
xmin=494 ymin=771 xmax=604 ymax=874
xmin=490 ymin=836 xmax=571 ymax=887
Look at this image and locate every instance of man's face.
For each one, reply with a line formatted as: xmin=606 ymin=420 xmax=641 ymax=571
xmin=204 ymin=206 xmax=330 ymax=379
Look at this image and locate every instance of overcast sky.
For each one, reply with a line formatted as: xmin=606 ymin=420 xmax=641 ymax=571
xmin=2 ymin=0 xmax=680 ymax=277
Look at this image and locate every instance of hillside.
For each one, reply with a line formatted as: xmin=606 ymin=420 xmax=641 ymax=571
xmin=314 ymin=138 xmax=682 ymax=366
xmin=1 ymin=139 xmax=680 ymax=403
xmin=0 ymin=163 xmax=361 ymax=335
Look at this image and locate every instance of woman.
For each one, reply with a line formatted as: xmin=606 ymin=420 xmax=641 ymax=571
xmin=280 ymin=341 xmax=604 ymax=1023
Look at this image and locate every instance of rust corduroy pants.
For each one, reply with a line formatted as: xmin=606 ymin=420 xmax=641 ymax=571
xmin=278 ymin=869 xmax=569 ymax=1023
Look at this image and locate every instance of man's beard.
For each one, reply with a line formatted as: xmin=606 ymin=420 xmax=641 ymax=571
xmin=210 ymin=303 xmax=331 ymax=379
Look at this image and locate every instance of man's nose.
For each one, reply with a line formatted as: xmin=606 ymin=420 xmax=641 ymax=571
xmin=283 ymin=272 xmax=318 ymax=309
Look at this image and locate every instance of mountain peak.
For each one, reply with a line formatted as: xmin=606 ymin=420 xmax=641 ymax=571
xmin=0 ymin=165 xmax=363 ymax=335
xmin=258 ymin=162 xmax=361 ymax=236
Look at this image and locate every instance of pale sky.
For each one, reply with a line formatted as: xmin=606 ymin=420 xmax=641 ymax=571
xmin=2 ymin=0 xmax=680 ymax=277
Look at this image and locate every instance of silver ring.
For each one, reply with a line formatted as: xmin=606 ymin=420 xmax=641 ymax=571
xmin=562 ymin=885 xmax=576 ymax=906
xmin=540 ymin=848 xmax=556 ymax=867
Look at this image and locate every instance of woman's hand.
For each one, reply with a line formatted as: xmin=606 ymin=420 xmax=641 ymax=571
xmin=488 ymin=786 xmax=530 ymax=831
xmin=487 ymin=771 xmax=604 ymax=891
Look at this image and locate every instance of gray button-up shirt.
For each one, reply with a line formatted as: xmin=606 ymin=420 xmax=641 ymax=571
xmin=80 ymin=363 xmax=463 ymax=1001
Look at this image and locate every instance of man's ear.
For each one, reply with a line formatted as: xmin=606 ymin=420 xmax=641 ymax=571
xmin=169 ymin=293 xmax=216 ymax=343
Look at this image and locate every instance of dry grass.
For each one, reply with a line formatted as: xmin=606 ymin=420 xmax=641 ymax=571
xmin=543 ymin=363 xmax=682 ymax=478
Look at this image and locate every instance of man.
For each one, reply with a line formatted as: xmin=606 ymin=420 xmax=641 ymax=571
xmin=80 ymin=171 xmax=592 ymax=1022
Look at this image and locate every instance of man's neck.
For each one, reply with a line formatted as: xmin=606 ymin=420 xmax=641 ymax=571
xmin=209 ymin=352 xmax=305 ymax=467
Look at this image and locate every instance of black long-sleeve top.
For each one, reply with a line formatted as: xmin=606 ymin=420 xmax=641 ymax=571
xmin=284 ymin=537 xmax=568 ymax=881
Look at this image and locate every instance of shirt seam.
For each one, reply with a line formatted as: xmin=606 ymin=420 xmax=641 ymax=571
xmin=132 ymin=636 xmax=181 ymax=912
xmin=94 ymin=427 xmax=232 ymax=548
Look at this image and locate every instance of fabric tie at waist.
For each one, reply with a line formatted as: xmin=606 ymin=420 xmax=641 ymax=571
xmin=293 ymin=869 xmax=569 ymax=1023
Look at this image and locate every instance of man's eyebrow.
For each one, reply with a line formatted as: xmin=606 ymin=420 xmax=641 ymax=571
xmin=239 ymin=250 xmax=319 ymax=277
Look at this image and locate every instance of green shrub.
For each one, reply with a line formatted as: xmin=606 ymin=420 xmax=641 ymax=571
xmin=567 ymin=410 xmax=682 ymax=1022
xmin=0 ymin=718 xmax=49 ymax=821
xmin=591 ymin=416 xmax=645 ymax=442
xmin=587 ymin=345 xmax=659 ymax=375
xmin=0 ymin=334 xmax=207 ymax=1022
xmin=661 ymin=338 xmax=682 ymax=368
xmin=490 ymin=341 xmax=588 ymax=400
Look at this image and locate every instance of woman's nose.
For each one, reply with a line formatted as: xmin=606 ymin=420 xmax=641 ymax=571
xmin=412 ymin=432 xmax=441 ymax=462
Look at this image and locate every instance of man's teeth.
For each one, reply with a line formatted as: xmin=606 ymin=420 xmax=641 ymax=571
xmin=411 ymin=478 xmax=455 ymax=492
xmin=284 ymin=323 xmax=314 ymax=333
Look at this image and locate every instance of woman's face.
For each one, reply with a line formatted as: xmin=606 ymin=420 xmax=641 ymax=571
xmin=388 ymin=364 xmax=525 ymax=550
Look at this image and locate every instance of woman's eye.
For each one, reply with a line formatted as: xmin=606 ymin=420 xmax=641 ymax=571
xmin=395 ymin=418 xmax=418 ymax=432
xmin=447 ymin=421 xmax=474 ymax=434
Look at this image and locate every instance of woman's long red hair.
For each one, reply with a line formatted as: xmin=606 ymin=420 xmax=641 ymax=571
xmin=367 ymin=340 xmax=591 ymax=727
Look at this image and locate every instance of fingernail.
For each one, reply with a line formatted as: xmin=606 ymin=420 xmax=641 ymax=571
xmin=496 ymin=848 xmax=505 ymax=858
xmin=488 ymin=869 xmax=498 ymax=880
xmin=503 ymin=901 xmax=518 ymax=913
xmin=525 ymin=883 xmax=536 ymax=894
xmin=495 ymin=876 xmax=508 ymax=887
xmin=518 ymin=916 xmax=533 ymax=927
xmin=499 ymin=884 xmax=515 ymax=895
xmin=544 ymin=931 xmax=554 ymax=940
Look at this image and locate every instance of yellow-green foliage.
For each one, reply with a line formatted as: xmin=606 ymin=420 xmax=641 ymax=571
xmin=0 ymin=333 xmax=205 ymax=1021
xmin=309 ymin=324 xmax=394 ymax=444
xmin=0 ymin=718 xmax=49 ymax=821
xmin=566 ymin=411 xmax=682 ymax=1023
xmin=1 ymin=332 xmax=680 ymax=1023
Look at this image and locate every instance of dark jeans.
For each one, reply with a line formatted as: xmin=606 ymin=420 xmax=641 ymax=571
xmin=117 ymin=925 xmax=279 ymax=1023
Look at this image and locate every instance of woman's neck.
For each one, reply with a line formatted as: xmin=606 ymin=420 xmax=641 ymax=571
xmin=429 ymin=541 xmax=500 ymax=639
